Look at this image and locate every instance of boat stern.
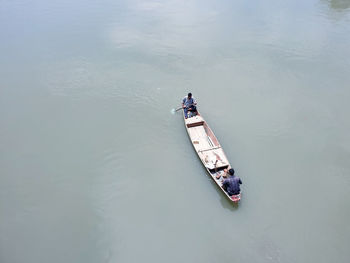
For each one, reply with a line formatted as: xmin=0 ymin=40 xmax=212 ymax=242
xmin=230 ymin=193 xmax=241 ymax=202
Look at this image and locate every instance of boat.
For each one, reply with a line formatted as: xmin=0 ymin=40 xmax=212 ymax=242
xmin=183 ymin=110 xmax=241 ymax=202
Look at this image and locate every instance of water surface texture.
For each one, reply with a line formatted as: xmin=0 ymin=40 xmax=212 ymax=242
xmin=1 ymin=1 xmax=350 ymax=262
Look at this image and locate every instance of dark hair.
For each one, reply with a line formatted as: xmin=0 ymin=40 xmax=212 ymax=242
xmin=188 ymin=93 xmax=192 ymax=97
xmin=228 ymin=168 xmax=235 ymax=175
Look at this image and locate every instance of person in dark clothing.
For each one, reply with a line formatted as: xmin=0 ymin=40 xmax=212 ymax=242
xmin=182 ymin=92 xmax=197 ymax=118
xmin=222 ymin=169 xmax=242 ymax=196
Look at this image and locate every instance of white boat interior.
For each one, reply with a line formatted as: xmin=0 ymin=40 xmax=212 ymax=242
xmin=185 ymin=115 xmax=229 ymax=171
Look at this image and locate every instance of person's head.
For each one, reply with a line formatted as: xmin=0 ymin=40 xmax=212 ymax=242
xmin=228 ymin=168 xmax=235 ymax=176
xmin=187 ymin=92 xmax=192 ymax=99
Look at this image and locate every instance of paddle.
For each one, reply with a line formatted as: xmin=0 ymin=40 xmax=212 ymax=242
xmin=171 ymin=106 xmax=182 ymax=114
xmin=171 ymin=103 xmax=197 ymax=115
xmin=171 ymin=103 xmax=196 ymax=113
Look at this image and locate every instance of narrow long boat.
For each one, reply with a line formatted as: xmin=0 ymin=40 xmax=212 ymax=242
xmin=183 ymin=110 xmax=241 ymax=202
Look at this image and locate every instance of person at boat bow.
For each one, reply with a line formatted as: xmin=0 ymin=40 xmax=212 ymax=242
xmin=182 ymin=93 xmax=197 ymax=119
xmin=222 ymin=169 xmax=242 ymax=196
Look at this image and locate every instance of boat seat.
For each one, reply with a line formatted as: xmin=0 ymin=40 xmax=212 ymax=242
xmin=186 ymin=115 xmax=205 ymax=128
xmin=198 ymin=146 xmax=221 ymax=153
xmin=187 ymin=121 xmax=204 ymax=128
xmin=208 ymin=164 xmax=229 ymax=173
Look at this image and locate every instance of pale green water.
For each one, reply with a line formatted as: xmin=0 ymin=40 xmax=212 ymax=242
xmin=1 ymin=0 xmax=350 ymax=262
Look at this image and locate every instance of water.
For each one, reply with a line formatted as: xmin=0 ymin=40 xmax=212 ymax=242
xmin=1 ymin=0 xmax=350 ymax=262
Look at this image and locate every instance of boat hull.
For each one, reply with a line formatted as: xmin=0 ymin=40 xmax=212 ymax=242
xmin=182 ymin=110 xmax=241 ymax=203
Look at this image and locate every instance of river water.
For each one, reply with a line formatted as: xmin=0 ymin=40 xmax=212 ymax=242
xmin=1 ymin=0 xmax=350 ymax=262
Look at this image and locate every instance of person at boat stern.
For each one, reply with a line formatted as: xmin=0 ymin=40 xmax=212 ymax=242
xmin=182 ymin=93 xmax=197 ymax=119
xmin=222 ymin=169 xmax=242 ymax=196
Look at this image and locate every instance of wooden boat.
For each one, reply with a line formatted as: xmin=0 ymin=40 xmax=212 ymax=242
xmin=183 ymin=110 xmax=241 ymax=202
